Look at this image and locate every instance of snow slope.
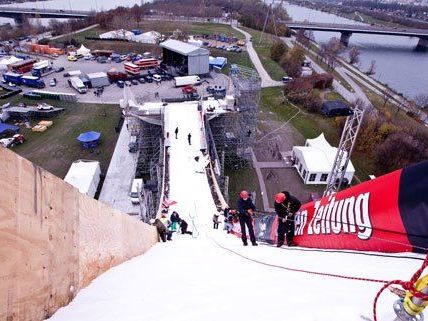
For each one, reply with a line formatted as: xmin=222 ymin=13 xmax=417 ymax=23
xmin=47 ymin=102 xmax=426 ymax=321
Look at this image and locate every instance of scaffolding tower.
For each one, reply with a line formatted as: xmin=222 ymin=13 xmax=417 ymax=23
xmin=324 ymin=101 xmax=366 ymax=196
xmin=208 ymin=65 xmax=261 ymax=170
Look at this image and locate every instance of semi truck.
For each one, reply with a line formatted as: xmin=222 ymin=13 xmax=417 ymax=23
xmin=3 ymin=72 xmax=45 ymax=88
xmin=31 ymin=60 xmax=53 ymax=77
xmin=68 ymin=76 xmax=87 ymax=94
xmin=174 ymin=75 xmax=201 ymax=87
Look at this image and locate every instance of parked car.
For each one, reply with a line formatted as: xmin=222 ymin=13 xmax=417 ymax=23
xmin=125 ymin=80 xmax=132 ymax=86
xmin=152 ymin=74 xmax=161 ymax=82
xmin=138 ymin=77 xmax=146 ymax=84
xmin=0 ymin=134 xmax=24 ymax=148
xmin=144 ymin=75 xmax=153 ymax=83
xmin=117 ymin=80 xmax=125 ymax=88
xmin=37 ymin=103 xmax=54 ymax=110
xmin=131 ymin=79 xmax=138 ymax=85
xmin=282 ymin=76 xmax=293 ymax=83
xmin=49 ymin=78 xmax=56 ymax=87
xmin=182 ymin=85 xmax=197 ymax=94
xmin=84 ymin=54 xmax=92 ymax=60
xmin=96 ymin=56 xmax=107 ymax=64
xmin=67 ymin=55 xmax=77 ymax=62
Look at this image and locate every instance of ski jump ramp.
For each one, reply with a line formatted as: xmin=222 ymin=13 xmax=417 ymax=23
xmin=45 ymin=99 xmax=427 ymax=321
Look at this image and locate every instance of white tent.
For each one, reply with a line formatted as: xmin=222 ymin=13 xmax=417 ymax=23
xmin=188 ymin=36 xmax=203 ymax=47
xmin=133 ymin=31 xmax=160 ymax=44
xmin=100 ymin=29 xmax=134 ymax=40
xmin=64 ymin=160 xmax=101 ymax=198
xmin=76 ymin=45 xmax=90 ymax=56
xmin=292 ymin=133 xmax=355 ymax=185
xmin=0 ymin=56 xmax=22 ymax=71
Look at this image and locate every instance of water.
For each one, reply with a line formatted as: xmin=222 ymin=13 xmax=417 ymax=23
xmin=284 ymin=2 xmax=428 ymax=99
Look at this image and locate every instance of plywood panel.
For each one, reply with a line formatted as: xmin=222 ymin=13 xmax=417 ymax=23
xmin=0 ymin=148 xmax=158 ymax=321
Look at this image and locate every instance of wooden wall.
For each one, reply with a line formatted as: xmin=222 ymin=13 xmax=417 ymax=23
xmin=0 ymin=148 xmax=158 ymax=321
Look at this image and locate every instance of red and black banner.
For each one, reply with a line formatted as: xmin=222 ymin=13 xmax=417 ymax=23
xmin=231 ymin=160 xmax=428 ymax=253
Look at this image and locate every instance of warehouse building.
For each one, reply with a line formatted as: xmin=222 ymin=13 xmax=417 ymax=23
xmin=160 ymin=39 xmax=209 ymax=76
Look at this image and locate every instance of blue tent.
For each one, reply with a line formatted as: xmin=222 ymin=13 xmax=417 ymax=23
xmin=0 ymin=123 xmax=19 ymax=135
xmin=77 ymin=131 xmax=101 ymax=149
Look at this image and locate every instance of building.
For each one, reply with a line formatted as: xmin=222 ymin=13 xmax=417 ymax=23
xmin=160 ymin=39 xmax=209 ymax=76
xmin=64 ymin=160 xmax=101 ymax=198
xmin=292 ymin=133 xmax=355 ymax=185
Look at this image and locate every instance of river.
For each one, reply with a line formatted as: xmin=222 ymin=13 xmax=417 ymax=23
xmin=283 ymin=2 xmax=428 ymax=99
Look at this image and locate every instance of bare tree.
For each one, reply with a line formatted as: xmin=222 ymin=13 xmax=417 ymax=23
xmin=366 ymin=60 xmax=377 ymax=75
xmin=348 ymin=46 xmax=360 ymax=65
xmin=414 ymin=94 xmax=428 ymax=111
xmin=323 ymin=37 xmax=344 ymax=70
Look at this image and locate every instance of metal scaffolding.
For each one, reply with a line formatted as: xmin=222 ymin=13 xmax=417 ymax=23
xmin=324 ymin=101 xmax=366 ymax=196
xmin=208 ymin=65 xmax=261 ymax=170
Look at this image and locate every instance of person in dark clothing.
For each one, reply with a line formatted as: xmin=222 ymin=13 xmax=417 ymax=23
xmin=237 ymin=190 xmax=258 ymax=246
xmin=179 ymin=219 xmax=193 ymax=235
xmin=150 ymin=218 xmax=172 ymax=242
xmin=170 ymin=211 xmax=180 ymax=231
xmin=274 ymin=191 xmax=301 ymax=247
xmin=188 ymin=133 xmax=192 ymax=145
xmin=175 ymin=127 xmax=179 ymax=139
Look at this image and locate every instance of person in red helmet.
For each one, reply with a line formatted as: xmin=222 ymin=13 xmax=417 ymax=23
xmin=274 ymin=191 xmax=301 ymax=247
xmin=237 ymin=190 xmax=258 ymax=246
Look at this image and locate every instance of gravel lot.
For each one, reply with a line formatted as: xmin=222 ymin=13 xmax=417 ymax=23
xmin=36 ymin=55 xmax=231 ymax=104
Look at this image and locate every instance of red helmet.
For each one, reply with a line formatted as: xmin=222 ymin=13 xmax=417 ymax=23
xmin=240 ymin=190 xmax=249 ymax=199
xmin=275 ymin=192 xmax=286 ymax=204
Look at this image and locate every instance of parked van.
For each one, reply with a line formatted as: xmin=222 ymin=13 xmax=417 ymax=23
xmin=130 ymin=178 xmax=143 ymax=204
xmin=68 ymin=76 xmax=87 ymax=94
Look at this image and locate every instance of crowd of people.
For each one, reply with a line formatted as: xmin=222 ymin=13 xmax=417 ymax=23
xmin=150 ymin=190 xmax=302 ymax=248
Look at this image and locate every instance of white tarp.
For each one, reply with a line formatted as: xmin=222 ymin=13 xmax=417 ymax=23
xmin=134 ymin=31 xmax=160 ymax=44
xmin=100 ymin=29 xmax=134 ymax=40
xmin=64 ymin=160 xmax=101 ymax=198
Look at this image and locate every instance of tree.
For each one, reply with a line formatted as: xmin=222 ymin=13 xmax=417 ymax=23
xmin=296 ymin=29 xmax=310 ymax=48
xmin=280 ymin=46 xmax=304 ymax=78
xmin=373 ymin=132 xmax=428 ymax=174
xmin=323 ymin=37 xmax=344 ymax=70
xmin=414 ymin=94 xmax=428 ymax=110
xmin=366 ymin=60 xmax=377 ymax=75
xmin=270 ymin=40 xmax=287 ymax=62
xmin=348 ymin=46 xmax=360 ymax=65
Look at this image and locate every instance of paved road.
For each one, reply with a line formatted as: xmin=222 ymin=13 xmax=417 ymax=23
xmin=233 ymin=25 xmax=283 ymax=88
xmin=99 ymin=118 xmax=140 ymax=216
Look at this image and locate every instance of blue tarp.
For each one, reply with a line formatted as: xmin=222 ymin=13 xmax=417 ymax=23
xmin=77 ymin=131 xmax=101 ymax=149
xmin=209 ymin=56 xmax=227 ymax=69
xmin=0 ymin=123 xmax=19 ymax=135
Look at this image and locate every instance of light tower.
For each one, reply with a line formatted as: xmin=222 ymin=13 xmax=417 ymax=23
xmin=323 ymin=100 xmax=366 ymax=196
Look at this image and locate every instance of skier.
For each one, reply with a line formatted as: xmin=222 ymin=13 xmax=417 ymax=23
xmin=179 ymin=219 xmax=193 ymax=235
xmin=274 ymin=191 xmax=301 ymax=247
xmin=237 ymin=190 xmax=258 ymax=246
xmin=188 ymin=133 xmax=192 ymax=145
xmin=175 ymin=127 xmax=179 ymax=139
xmin=170 ymin=211 xmax=180 ymax=231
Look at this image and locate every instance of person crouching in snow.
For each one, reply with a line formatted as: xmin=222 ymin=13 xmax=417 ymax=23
xmin=237 ymin=190 xmax=258 ymax=246
xmin=149 ymin=218 xmax=172 ymax=242
xmin=179 ymin=219 xmax=193 ymax=235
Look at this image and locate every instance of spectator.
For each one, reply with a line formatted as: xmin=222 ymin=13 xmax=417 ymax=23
xmin=149 ymin=218 xmax=172 ymax=242
xmin=179 ymin=219 xmax=193 ymax=235
xmin=175 ymin=127 xmax=179 ymax=139
xmin=160 ymin=213 xmax=172 ymax=232
xmin=213 ymin=210 xmax=220 ymax=229
xmin=223 ymin=208 xmax=235 ymax=234
xmin=274 ymin=191 xmax=301 ymax=247
xmin=170 ymin=211 xmax=180 ymax=231
xmin=237 ymin=190 xmax=258 ymax=246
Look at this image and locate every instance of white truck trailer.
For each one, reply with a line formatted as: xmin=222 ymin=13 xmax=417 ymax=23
xmin=174 ymin=75 xmax=201 ymax=87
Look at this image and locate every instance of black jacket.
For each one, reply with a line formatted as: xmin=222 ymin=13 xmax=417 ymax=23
xmin=237 ymin=197 xmax=256 ymax=215
xmin=274 ymin=191 xmax=301 ymax=218
xmin=170 ymin=212 xmax=180 ymax=223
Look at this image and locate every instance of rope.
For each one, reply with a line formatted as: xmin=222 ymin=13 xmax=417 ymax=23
xmin=207 ymin=234 xmax=389 ymax=284
xmin=372 ymin=255 xmax=428 ymax=321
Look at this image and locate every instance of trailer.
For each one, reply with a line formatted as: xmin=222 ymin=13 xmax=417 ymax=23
xmin=174 ymin=75 xmax=201 ymax=87
xmin=63 ymin=70 xmax=82 ymax=77
xmin=124 ymin=62 xmax=140 ymax=76
xmin=21 ymin=76 xmax=45 ymax=88
xmin=9 ymin=59 xmax=37 ymax=74
xmin=87 ymin=72 xmax=110 ymax=88
xmin=134 ymin=58 xmax=159 ymax=70
xmin=31 ymin=60 xmax=53 ymax=77
xmin=3 ymin=72 xmax=22 ymax=85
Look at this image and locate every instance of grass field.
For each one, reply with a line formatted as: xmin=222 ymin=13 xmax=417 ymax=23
xmin=241 ymin=27 xmax=285 ymax=81
xmin=225 ymin=167 xmax=262 ymax=208
xmin=260 ymin=87 xmax=374 ymax=181
xmin=10 ymin=97 xmax=121 ymax=179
